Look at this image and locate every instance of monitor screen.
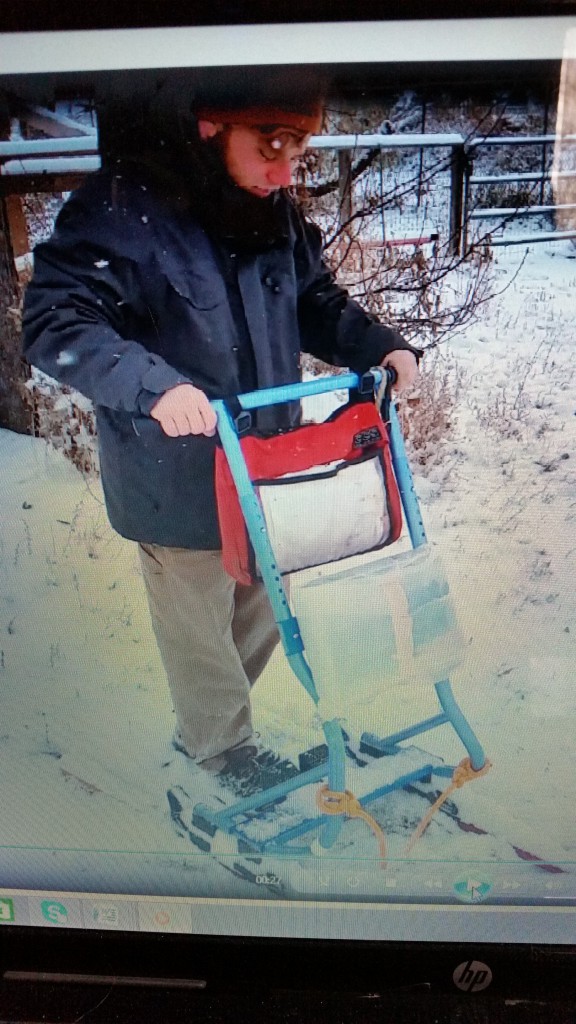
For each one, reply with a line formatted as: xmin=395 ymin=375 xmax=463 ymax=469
xmin=0 ymin=12 xmax=575 ymax=1004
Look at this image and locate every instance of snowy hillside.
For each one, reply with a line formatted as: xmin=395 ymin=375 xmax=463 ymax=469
xmin=1 ymin=238 xmax=574 ymax=900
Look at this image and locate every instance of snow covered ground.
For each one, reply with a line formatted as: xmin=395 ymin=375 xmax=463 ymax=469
xmin=1 ymin=238 xmax=575 ymax=904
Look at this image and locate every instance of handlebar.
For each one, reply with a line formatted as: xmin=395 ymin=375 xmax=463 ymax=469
xmin=214 ymin=368 xmax=394 ymax=413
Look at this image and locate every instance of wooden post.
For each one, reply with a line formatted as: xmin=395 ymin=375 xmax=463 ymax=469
xmin=461 ymin=150 xmax=472 ymax=256
xmin=417 ymin=89 xmax=427 ymax=209
xmin=0 ymin=97 xmax=94 ymax=435
xmin=552 ymin=59 xmax=576 ymax=231
xmin=539 ymin=86 xmax=550 ymax=208
xmin=0 ymin=104 xmax=33 ymax=434
xmin=448 ymin=143 xmax=466 ymax=256
xmin=338 ymin=149 xmax=353 ymax=230
xmin=0 ymin=193 xmax=32 ymax=434
xmin=4 ymin=194 xmax=30 ymax=262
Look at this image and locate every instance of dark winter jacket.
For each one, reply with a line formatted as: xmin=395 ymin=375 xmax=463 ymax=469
xmin=23 ymin=168 xmax=419 ymax=549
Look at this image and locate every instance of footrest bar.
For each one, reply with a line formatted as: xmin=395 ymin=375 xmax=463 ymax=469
xmin=361 ymin=713 xmax=449 ymax=757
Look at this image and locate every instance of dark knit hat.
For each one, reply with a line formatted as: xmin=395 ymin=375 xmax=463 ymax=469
xmin=195 ymin=102 xmax=323 ymax=135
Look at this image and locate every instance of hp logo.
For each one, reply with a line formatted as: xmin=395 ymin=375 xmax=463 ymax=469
xmin=453 ymin=960 xmax=493 ymax=993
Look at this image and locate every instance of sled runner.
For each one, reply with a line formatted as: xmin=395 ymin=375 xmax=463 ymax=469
xmin=168 ymin=369 xmax=491 ymax=871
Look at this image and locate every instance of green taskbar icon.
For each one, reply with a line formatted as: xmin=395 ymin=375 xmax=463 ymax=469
xmin=0 ymin=897 xmax=15 ymax=923
xmin=41 ymin=900 xmax=69 ymax=925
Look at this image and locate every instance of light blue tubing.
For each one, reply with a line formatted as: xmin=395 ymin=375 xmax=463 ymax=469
xmin=226 ymin=371 xmax=371 ymax=411
xmin=385 ymin=391 xmax=428 ymax=550
xmin=211 ymin=369 xmax=487 ymax=853
xmin=383 ymin=394 xmax=488 ymax=773
xmin=212 ymin=372 xmax=373 ymax=849
xmin=435 ymin=680 xmax=486 ymax=772
xmin=212 ymin=399 xmax=318 ymax=702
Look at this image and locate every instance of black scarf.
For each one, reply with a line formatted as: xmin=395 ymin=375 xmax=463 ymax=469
xmin=187 ymin=134 xmax=292 ymax=253
xmin=119 ymin=121 xmax=292 ymax=255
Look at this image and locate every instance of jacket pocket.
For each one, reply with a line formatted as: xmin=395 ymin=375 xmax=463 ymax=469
xmin=160 ymin=253 xmax=225 ymax=311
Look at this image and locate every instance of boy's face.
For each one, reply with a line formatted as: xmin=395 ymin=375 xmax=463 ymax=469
xmin=203 ymin=121 xmax=311 ymax=197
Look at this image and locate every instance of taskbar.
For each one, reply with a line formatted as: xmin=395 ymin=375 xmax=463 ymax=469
xmin=1 ymin=878 xmax=575 ymax=945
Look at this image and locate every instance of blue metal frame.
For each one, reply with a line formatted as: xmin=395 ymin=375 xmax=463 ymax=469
xmin=200 ymin=370 xmax=488 ymax=855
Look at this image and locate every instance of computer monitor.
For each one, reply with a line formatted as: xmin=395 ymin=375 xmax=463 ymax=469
xmin=1 ymin=5 xmax=575 ymax=1017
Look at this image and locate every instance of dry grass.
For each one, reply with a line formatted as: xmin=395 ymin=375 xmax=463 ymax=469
xmin=472 ymin=339 xmax=572 ymax=444
xmin=398 ymin=349 xmax=465 ymax=467
xmin=23 ymin=375 xmax=99 ymax=477
xmin=301 ymin=346 xmax=462 ymax=470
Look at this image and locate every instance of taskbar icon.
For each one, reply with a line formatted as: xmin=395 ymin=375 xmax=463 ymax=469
xmin=0 ymin=897 xmax=15 ymax=923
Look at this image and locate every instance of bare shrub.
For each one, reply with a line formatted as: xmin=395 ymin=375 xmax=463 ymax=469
xmin=23 ymin=373 xmax=99 ymax=477
xmin=321 ymin=236 xmax=494 ymax=353
xmin=22 ymin=192 xmax=67 ymax=248
xmin=300 ymin=352 xmax=348 ymax=377
xmin=302 ymin=344 xmax=462 ymax=471
xmin=398 ymin=350 xmax=465 ymax=467
xmin=17 ymin=192 xmax=98 ymax=475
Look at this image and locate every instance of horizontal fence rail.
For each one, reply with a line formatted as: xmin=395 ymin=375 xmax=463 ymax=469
xmin=469 ymin=133 xmax=576 ymax=147
xmin=0 ymin=130 xmax=468 ymax=250
xmin=0 ymin=137 xmax=98 ymax=158
xmin=310 ymin=132 xmax=466 ymax=254
xmin=1 ymin=157 xmax=101 ymax=176
xmin=464 ymin=133 xmax=576 ymax=249
xmin=469 ymin=201 xmax=576 ymax=220
xmin=470 ymin=169 xmax=576 ymax=185
xmin=309 ymin=132 xmax=465 ymax=149
xmin=488 ymin=229 xmax=576 ymax=246
xmin=3 ymin=127 xmax=576 ymax=251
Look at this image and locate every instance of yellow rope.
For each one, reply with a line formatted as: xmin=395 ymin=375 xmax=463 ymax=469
xmin=405 ymin=756 xmax=492 ymax=855
xmin=316 ymin=785 xmax=388 ymax=867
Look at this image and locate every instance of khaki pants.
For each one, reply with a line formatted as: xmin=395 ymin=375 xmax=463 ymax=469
xmin=138 ymin=544 xmax=281 ymax=762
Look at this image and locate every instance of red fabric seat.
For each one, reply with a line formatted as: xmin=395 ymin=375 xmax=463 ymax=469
xmin=215 ymin=402 xmax=402 ymax=584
